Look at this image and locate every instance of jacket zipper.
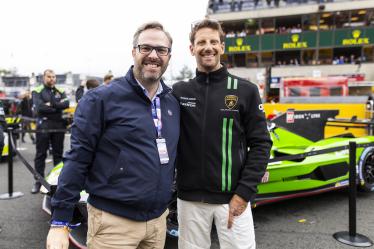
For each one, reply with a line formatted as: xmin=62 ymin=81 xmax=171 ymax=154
xmin=201 ymin=75 xmax=210 ymax=202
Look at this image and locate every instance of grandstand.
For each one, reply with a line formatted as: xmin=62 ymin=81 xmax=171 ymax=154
xmin=207 ymin=0 xmax=374 ymax=102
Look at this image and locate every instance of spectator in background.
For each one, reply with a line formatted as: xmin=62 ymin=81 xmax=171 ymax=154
xmin=338 ymin=55 xmax=345 ymax=64
xmin=31 ymin=69 xmax=69 ymax=194
xmin=238 ymin=0 xmax=243 ymax=10
xmin=75 ymin=79 xmax=100 ymax=102
xmin=103 ymin=73 xmax=114 ymax=85
xmin=19 ymin=91 xmax=35 ymax=143
xmin=238 ymin=29 xmax=247 ymax=37
xmin=230 ymin=0 xmax=237 ymax=11
xmin=350 ymin=54 xmax=356 ymax=64
xmin=226 ymin=31 xmax=236 ymax=38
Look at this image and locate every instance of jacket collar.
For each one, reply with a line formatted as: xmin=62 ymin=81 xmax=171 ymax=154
xmin=124 ymin=66 xmax=171 ymax=98
xmin=195 ymin=64 xmax=228 ymax=85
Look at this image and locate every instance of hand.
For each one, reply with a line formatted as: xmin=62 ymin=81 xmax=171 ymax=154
xmin=45 ymin=102 xmax=51 ymax=106
xmin=46 ymin=227 xmax=70 ymax=249
xmin=227 ymin=194 xmax=248 ymax=229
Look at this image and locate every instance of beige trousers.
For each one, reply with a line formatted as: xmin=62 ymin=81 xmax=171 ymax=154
xmin=87 ymin=204 xmax=168 ymax=249
xmin=177 ymin=198 xmax=255 ymax=249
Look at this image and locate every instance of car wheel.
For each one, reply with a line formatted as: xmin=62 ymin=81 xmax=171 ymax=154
xmin=358 ymin=147 xmax=374 ymax=192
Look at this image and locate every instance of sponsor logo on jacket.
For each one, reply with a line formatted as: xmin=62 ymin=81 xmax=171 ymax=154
xmin=225 ymin=95 xmax=238 ymax=109
xmin=179 ymin=96 xmax=196 ymax=108
xmin=221 ymin=95 xmax=239 ymax=112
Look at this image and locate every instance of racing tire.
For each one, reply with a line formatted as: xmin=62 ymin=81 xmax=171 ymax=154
xmin=358 ymin=147 xmax=374 ymax=192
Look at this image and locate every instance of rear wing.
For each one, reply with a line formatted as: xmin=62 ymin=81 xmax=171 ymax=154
xmin=326 ymin=117 xmax=374 ymax=135
xmin=271 ymin=109 xmax=339 ymax=142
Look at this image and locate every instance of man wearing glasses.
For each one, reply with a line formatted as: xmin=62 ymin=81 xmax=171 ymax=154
xmin=46 ymin=21 xmax=179 ymax=249
xmin=173 ymin=19 xmax=272 ymax=249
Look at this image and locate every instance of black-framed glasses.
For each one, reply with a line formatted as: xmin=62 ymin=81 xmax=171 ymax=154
xmin=135 ymin=44 xmax=171 ymax=56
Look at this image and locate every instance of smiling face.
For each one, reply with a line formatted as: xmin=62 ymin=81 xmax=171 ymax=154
xmin=132 ymin=29 xmax=171 ymax=86
xmin=190 ymin=27 xmax=224 ymax=73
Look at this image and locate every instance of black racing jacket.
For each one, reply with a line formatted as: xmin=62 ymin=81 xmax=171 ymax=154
xmin=32 ymin=84 xmax=69 ymax=121
xmin=173 ymin=65 xmax=272 ymax=204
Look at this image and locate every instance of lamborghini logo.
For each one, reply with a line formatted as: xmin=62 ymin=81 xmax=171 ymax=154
xmin=225 ymin=95 xmax=238 ymax=109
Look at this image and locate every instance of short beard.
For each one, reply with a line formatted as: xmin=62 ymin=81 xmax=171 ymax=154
xmin=134 ymin=67 xmax=161 ymax=86
xmin=45 ymin=81 xmax=54 ymax=87
xmin=134 ymin=59 xmax=168 ymax=86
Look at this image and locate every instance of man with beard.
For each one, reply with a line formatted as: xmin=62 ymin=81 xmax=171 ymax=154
xmin=46 ymin=21 xmax=180 ymax=249
xmin=32 ymin=69 xmax=69 ymax=194
xmin=173 ymin=19 xmax=272 ymax=249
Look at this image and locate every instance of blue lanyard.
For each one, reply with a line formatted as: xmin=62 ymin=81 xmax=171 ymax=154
xmin=151 ymin=97 xmax=162 ymax=138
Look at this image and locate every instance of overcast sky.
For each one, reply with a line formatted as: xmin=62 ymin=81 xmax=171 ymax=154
xmin=0 ymin=0 xmax=208 ymax=79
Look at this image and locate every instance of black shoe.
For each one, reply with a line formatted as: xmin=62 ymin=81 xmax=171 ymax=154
xmin=31 ymin=182 xmax=41 ymax=194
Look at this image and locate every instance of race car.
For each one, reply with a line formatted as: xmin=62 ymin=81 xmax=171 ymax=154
xmin=41 ymin=109 xmax=374 ymax=248
xmin=256 ymin=114 xmax=374 ymax=206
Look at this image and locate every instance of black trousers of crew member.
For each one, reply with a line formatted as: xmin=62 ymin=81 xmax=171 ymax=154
xmin=34 ymin=119 xmax=65 ymax=179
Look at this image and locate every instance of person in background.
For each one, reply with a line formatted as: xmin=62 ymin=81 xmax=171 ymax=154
xmin=173 ymin=19 xmax=272 ymax=249
xmin=31 ymin=69 xmax=69 ymax=194
xmin=19 ymin=91 xmax=35 ymax=143
xmin=75 ymin=78 xmax=100 ymax=102
xmin=46 ymin=21 xmax=179 ymax=249
xmin=103 ymin=73 xmax=114 ymax=85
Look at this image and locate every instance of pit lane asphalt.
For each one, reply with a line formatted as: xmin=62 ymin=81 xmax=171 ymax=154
xmin=0 ymin=137 xmax=373 ymax=249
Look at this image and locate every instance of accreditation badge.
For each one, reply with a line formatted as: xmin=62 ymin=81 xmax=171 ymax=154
xmin=156 ymin=138 xmax=169 ymax=164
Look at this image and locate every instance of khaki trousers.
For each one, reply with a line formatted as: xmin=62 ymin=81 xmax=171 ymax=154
xmin=87 ymin=204 xmax=168 ymax=249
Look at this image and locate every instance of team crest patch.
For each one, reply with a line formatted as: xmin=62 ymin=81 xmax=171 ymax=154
xmin=225 ymin=95 xmax=238 ymax=109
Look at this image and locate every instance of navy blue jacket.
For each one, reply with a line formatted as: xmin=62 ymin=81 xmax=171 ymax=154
xmin=51 ymin=67 xmax=180 ymax=222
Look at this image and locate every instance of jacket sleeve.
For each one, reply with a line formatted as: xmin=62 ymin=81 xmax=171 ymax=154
xmin=235 ymin=84 xmax=272 ymax=203
xmin=51 ymin=89 xmax=70 ymax=110
xmin=51 ymin=91 xmax=104 ymax=222
xmin=32 ymin=90 xmax=56 ymax=114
